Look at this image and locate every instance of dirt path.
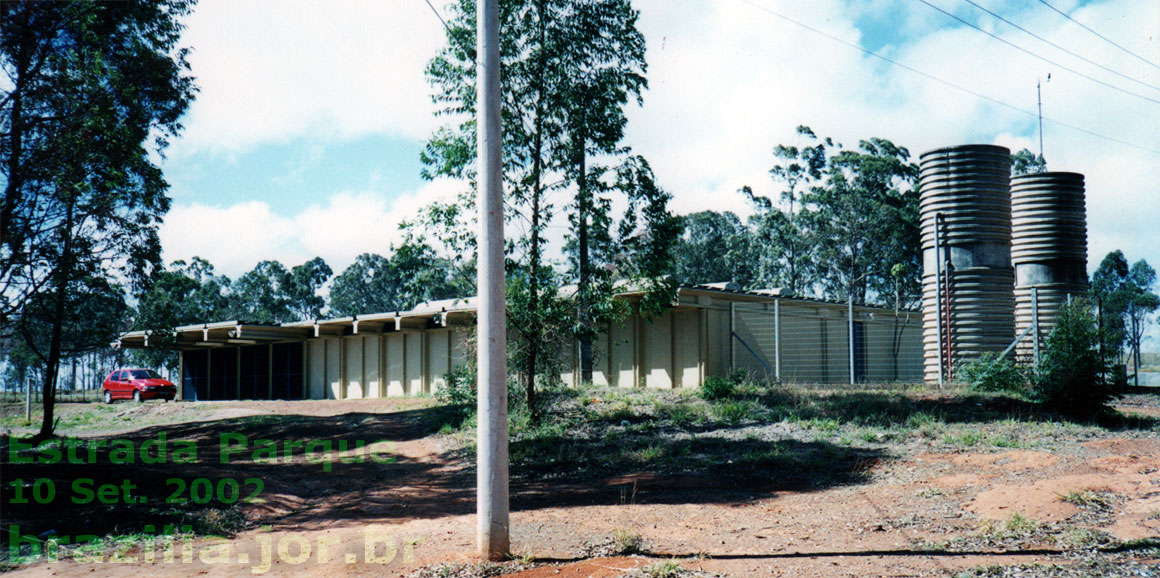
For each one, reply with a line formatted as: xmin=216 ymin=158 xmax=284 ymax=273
xmin=3 ymin=396 xmax=1158 ymax=577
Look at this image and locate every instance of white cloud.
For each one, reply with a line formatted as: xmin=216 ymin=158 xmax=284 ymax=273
xmin=627 ymin=0 xmax=1159 ymax=268
xmin=161 ymin=179 xmax=462 ymax=278
xmin=174 ymin=0 xmax=447 ymax=157
xmin=163 ymin=0 xmax=1160 ymax=344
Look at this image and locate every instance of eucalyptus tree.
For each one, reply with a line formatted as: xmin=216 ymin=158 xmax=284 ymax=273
xmin=133 ymin=257 xmax=230 ymax=369
xmin=328 ymin=247 xmax=463 ymax=318
xmin=285 ymin=257 xmax=332 ymax=321
xmin=1 ymin=0 xmax=196 ymax=441
xmin=421 ymin=0 xmax=673 ymax=410
xmin=551 ymin=0 xmax=650 ymax=383
xmin=743 ymin=126 xmax=831 ymax=295
xmin=1093 ymin=251 xmax=1159 ymax=384
xmin=800 ymin=137 xmax=920 ymax=306
xmin=671 ymin=211 xmax=758 ymax=288
xmin=422 ymin=0 xmax=573 ymax=410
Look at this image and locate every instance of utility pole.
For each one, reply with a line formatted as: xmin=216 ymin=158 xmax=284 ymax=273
xmin=476 ymin=0 xmax=510 ymax=561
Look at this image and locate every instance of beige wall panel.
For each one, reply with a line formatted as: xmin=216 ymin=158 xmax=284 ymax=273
xmin=326 ymin=338 xmax=342 ymax=399
xmin=405 ymin=332 xmax=423 ymax=395
xmin=307 ymin=339 xmax=327 ymax=400
xmin=643 ymin=311 xmax=673 ymax=389
xmin=590 ymin=326 xmax=610 ymax=387
xmin=672 ymin=310 xmax=701 ymax=388
xmin=426 ymin=331 xmax=450 ymax=393
xmin=364 ymin=335 xmax=382 ymax=398
xmin=609 ymin=318 xmax=635 ymax=387
xmin=344 ymin=336 xmax=364 ymax=399
xmin=706 ymin=309 xmax=727 ymax=378
xmin=385 ymin=333 xmax=406 ymax=397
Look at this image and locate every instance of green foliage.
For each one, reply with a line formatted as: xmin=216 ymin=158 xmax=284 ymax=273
xmin=420 ymin=0 xmax=678 ymax=415
xmin=699 ymin=375 xmax=737 ymax=401
xmin=228 ymin=258 xmax=332 ymax=323
xmin=328 ymin=246 xmax=464 ymax=318
xmin=1033 ymin=302 xmax=1122 ymax=417
xmin=436 ymin=364 xmax=478 ymax=410
xmin=742 ymin=127 xmax=921 ymax=307
xmin=1010 ymin=148 xmax=1047 ymax=176
xmin=1091 ymin=251 xmax=1158 ymax=381
xmin=959 ymin=353 xmax=1028 ymax=393
xmin=672 ymin=211 xmax=758 ymax=287
xmin=711 ymin=399 xmax=757 ymax=425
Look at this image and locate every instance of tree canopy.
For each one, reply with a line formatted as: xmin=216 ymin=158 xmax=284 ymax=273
xmin=1092 ymin=250 xmax=1158 ymax=384
xmin=1 ymin=0 xmax=197 ymax=440
xmin=420 ymin=0 xmax=676 ymax=412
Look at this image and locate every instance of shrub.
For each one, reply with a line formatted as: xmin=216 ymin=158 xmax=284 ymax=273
xmin=1033 ymin=302 xmax=1122 ymax=417
xmin=436 ymin=364 xmax=476 ymax=409
xmin=699 ymin=375 xmax=736 ymax=400
xmin=959 ymin=352 xmax=1028 ymax=393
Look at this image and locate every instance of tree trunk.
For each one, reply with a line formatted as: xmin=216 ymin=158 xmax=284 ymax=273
xmin=35 ymin=199 xmax=75 ymax=442
xmin=523 ymin=0 xmax=547 ymax=417
xmin=577 ymin=134 xmax=592 ymax=385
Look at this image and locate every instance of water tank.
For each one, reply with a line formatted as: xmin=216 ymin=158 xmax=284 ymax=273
xmin=1010 ymin=172 xmax=1087 ymax=359
xmin=919 ymin=145 xmax=1014 ymax=382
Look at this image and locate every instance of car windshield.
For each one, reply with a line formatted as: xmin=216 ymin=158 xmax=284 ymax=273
xmin=129 ymin=369 xmax=162 ymax=380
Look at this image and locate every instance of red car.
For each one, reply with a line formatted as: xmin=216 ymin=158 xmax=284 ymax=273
xmin=102 ymin=368 xmax=177 ymax=403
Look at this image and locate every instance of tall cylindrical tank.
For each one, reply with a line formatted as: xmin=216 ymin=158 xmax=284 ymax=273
xmin=919 ymin=145 xmax=1014 ymax=382
xmin=1010 ymin=172 xmax=1088 ymax=359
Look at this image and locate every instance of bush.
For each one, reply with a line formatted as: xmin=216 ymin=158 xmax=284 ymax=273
xmin=1033 ymin=302 xmax=1122 ymax=417
xmin=959 ymin=352 xmax=1028 ymax=393
xmin=436 ymin=364 xmax=477 ymax=408
xmin=699 ymin=375 xmax=736 ymax=400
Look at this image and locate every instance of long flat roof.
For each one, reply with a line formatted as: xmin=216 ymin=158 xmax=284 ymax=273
xmin=116 ymin=287 xmax=915 ymax=350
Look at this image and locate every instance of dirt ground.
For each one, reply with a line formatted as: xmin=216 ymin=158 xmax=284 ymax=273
xmin=2 ymin=392 xmax=1158 ymax=577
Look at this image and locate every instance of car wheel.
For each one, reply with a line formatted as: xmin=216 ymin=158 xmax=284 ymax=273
xmin=104 ymin=390 xmax=113 ymax=404
xmin=133 ymin=390 xmax=142 ymax=403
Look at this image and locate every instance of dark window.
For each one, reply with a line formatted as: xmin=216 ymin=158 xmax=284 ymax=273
xmin=182 ymin=350 xmax=208 ymax=401
xmin=239 ymin=345 xmax=270 ymax=400
xmin=271 ymin=342 xmax=303 ymax=400
xmin=130 ymin=369 xmax=162 ymax=380
xmin=210 ymin=348 xmax=239 ymax=400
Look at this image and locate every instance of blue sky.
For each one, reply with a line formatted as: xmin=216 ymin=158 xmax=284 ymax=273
xmin=158 ymin=0 xmax=1158 ymax=344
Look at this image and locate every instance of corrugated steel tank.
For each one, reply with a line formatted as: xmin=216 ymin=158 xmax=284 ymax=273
xmin=919 ymin=145 xmax=1015 ymax=382
xmin=1010 ymin=172 xmax=1088 ymax=358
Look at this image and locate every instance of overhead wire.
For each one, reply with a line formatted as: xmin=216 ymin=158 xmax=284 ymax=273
xmin=959 ymin=0 xmax=1160 ymax=94
xmin=734 ymin=0 xmax=1160 ymax=155
xmin=912 ymin=0 xmax=1160 ymax=105
xmin=1036 ymin=0 xmax=1160 ymax=73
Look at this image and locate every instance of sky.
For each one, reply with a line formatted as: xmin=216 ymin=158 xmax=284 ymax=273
xmin=157 ymin=0 xmax=1159 ymax=343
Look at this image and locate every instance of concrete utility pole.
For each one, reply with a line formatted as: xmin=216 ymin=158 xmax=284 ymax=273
xmin=476 ymin=0 xmax=510 ymax=561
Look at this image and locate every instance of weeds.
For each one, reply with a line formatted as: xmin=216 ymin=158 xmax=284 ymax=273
xmin=710 ymin=400 xmax=756 ymax=425
xmin=1058 ymin=490 xmax=1113 ymax=511
xmin=634 ymin=561 xmax=683 ymax=578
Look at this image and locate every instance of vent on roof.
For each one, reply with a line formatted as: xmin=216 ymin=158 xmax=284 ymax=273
xmin=700 ymin=282 xmax=742 ymax=291
xmin=751 ymin=288 xmax=793 ymax=297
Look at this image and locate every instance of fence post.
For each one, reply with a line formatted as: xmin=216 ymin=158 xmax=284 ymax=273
xmin=774 ymin=298 xmax=781 ymax=381
xmin=848 ymin=292 xmax=855 ymax=384
xmin=729 ymin=302 xmax=736 ymax=372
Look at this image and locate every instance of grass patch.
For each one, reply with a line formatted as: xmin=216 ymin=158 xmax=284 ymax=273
xmin=1058 ymin=489 xmax=1114 ymax=511
xmin=710 ymin=399 xmax=758 ymax=425
xmin=979 ymin=512 xmax=1042 ymax=541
